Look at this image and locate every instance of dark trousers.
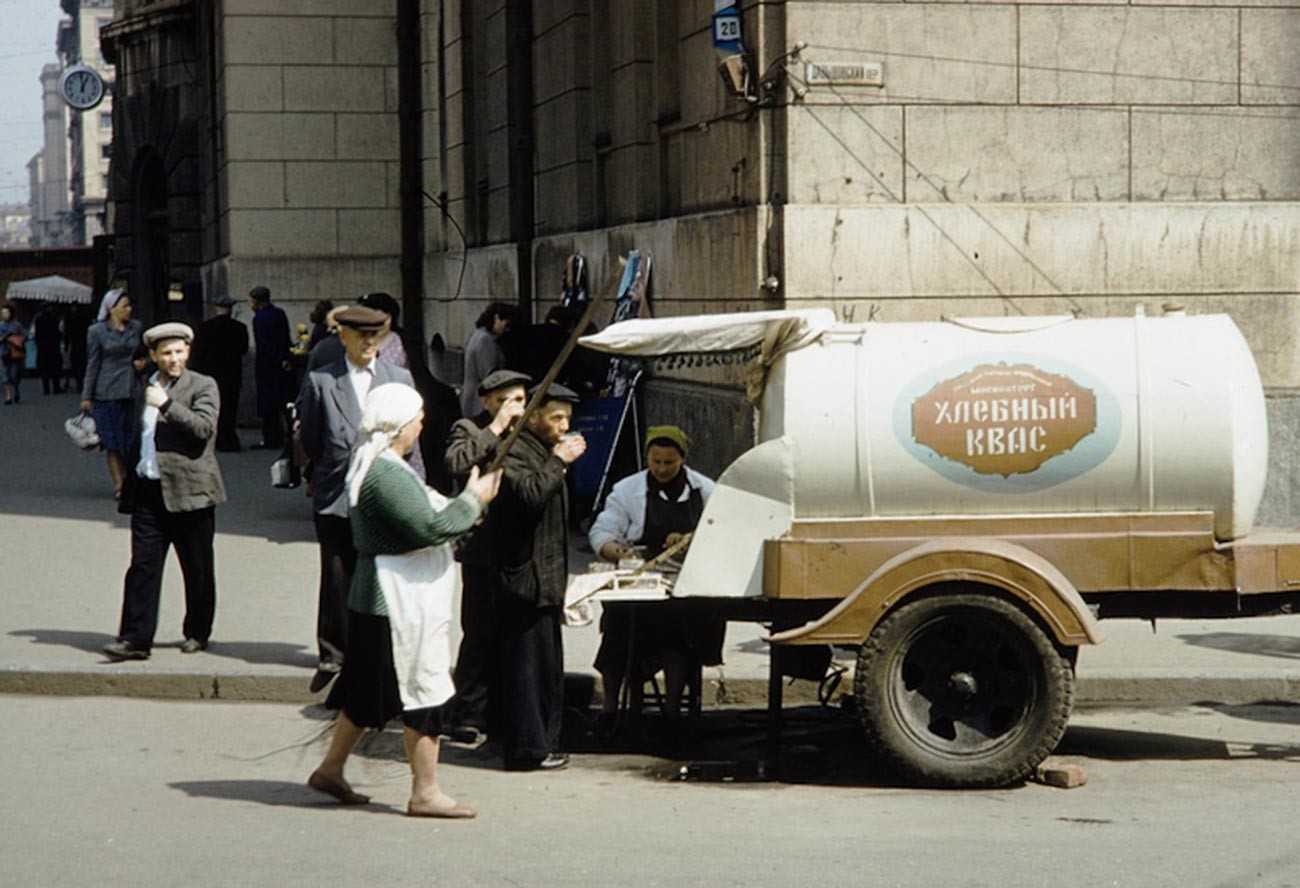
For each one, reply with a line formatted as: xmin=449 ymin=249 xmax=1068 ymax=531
xmin=39 ymin=359 xmax=64 ymax=394
xmin=314 ymin=513 xmax=356 ymax=666
xmin=215 ymin=375 xmax=241 ymax=450
xmin=453 ymin=563 xmax=500 ymax=730
xmin=499 ymin=601 xmax=564 ymax=763
xmin=118 ymin=479 xmax=216 ymax=650
xmin=260 ymin=412 xmax=285 ymax=448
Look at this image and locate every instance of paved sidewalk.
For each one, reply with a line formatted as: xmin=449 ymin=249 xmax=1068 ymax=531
xmin=5 ymin=391 xmax=1300 ymax=705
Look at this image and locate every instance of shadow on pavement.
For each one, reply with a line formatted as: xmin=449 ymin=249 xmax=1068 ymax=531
xmin=1057 ymin=725 xmax=1300 ymax=762
xmin=10 ymin=629 xmax=317 ymax=670
xmin=203 ymin=640 xmax=317 ymax=669
xmin=284 ymin=702 xmax=1300 ymax=789
xmin=10 ymin=628 xmax=115 ymax=655
xmin=168 ymin=779 xmax=401 ymax=815
xmin=0 ymin=394 xmax=317 ymax=544
xmin=1201 ymin=702 xmax=1300 ymax=727
xmin=1176 ymin=632 xmax=1300 ymax=662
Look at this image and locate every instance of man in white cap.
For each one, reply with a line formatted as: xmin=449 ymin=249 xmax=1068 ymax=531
xmin=104 ymin=322 xmax=227 ymax=661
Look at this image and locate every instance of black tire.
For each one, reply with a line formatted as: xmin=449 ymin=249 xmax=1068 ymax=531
xmin=854 ymin=589 xmax=1076 ymax=788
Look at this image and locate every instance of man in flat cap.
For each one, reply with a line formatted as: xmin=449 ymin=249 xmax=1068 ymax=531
xmin=248 ymin=285 xmax=293 ymax=450
xmin=477 ymin=382 xmax=586 ymax=770
xmin=189 ymin=291 xmax=248 ymax=452
xmin=297 ymin=305 xmax=416 ymax=690
xmin=104 ymin=322 xmax=227 ymax=661
xmin=443 ymin=367 xmax=531 ymax=743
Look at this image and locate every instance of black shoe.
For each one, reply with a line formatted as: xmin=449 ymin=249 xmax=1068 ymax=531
xmin=506 ymin=752 xmax=569 ymax=772
xmin=179 ymin=638 xmax=207 ymax=654
xmin=309 ymin=662 xmax=341 ymax=693
xmin=103 ymin=640 xmax=150 ymax=661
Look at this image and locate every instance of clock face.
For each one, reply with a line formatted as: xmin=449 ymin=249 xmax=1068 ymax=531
xmin=59 ymin=64 xmax=105 ymax=111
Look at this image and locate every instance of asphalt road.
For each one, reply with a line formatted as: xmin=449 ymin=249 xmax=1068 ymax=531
xmin=4 ymin=695 xmax=1299 ymax=888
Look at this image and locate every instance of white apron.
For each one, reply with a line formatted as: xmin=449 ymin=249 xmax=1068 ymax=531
xmin=374 ymin=454 xmax=460 ymax=711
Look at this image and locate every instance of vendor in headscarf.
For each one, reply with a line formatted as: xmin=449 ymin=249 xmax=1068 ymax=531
xmin=308 ymin=383 xmax=501 ymax=819
xmin=81 ymin=288 xmax=145 ymax=501
xmin=588 ymin=426 xmax=725 ymax=733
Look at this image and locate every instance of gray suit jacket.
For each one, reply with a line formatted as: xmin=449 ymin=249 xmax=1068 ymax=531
xmin=297 ymin=359 xmax=414 ymax=517
xmin=120 ymin=370 xmax=227 ymax=514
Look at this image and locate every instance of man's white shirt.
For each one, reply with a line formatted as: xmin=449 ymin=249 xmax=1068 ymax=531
xmin=136 ymin=371 xmax=169 ymax=480
xmin=346 ymin=357 xmax=377 ymax=411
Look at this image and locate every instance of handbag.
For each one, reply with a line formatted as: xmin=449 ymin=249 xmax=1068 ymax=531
xmin=6 ymin=333 xmax=24 ymax=362
xmin=64 ymin=411 xmax=100 ymax=450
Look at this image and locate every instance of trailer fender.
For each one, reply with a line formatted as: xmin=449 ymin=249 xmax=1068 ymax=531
xmin=767 ymin=538 xmax=1101 ymax=648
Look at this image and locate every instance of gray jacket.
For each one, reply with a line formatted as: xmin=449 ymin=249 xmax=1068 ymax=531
xmin=119 ymin=370 xmax=227 ymax=514
xmin=297 ymin=358 xmax=414 ymax=517
xmin=83 ymin=319 xmax=144 ymax=401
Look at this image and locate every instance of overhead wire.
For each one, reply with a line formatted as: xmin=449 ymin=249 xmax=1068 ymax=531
xmin=782 ymin=59 xmax=1087 ymax=314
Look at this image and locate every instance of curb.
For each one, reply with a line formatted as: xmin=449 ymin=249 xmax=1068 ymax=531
xmin=5 ymin=665 xmax=1300 ymax=707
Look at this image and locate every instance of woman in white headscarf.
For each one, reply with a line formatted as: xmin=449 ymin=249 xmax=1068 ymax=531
xmin=308 ymin=383 xmax=501 ymax=819
xmin=80 ymin=288 xmax=144 ymax=500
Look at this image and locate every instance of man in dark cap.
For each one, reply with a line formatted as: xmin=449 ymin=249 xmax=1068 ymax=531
xmin=104 ymin=322 xmax=227 ymax=661
xmin=297 ymin=305 xmax=416 ymax=690
xmin=189 ymin=292 xmax=249 ymax=452
xmin=248 ymin=285 xmax=293 ymax=449
xmin=477 ymin=382 xmax=586 ymax=770
xmin=443 ymin=367 xmax=531 ymax=743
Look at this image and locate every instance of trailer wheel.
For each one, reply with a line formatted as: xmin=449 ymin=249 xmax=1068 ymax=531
xmin=855 ymin=590 xmax=1075 ymax=788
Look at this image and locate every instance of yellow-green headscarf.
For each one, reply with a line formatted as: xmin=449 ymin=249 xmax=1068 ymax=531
xmin=644 ymin=425 xmax=690 ymax=456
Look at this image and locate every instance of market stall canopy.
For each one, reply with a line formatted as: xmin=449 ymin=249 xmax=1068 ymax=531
xmin=4 ymin=275 xmax=93 ymax=305
xmin=578 ymin=308 xmax=836 ymax=359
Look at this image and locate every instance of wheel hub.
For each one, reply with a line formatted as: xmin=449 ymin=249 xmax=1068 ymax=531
xmin=948 ymin=670 xmax=979 ymax=699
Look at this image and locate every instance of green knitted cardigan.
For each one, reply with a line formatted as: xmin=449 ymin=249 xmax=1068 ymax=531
xmin=347 ymin=452 xmax=483 ymax=616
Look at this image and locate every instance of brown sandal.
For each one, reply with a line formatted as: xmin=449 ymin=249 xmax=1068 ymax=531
xmin=307 ymin=770 xmax=370 ymax=805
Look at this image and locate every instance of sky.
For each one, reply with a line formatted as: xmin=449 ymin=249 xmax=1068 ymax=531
xmin=0 ymin=1 xmax=71 ymax=210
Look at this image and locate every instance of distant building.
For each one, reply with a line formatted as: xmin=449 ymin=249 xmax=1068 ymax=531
xmin=57 ymin=0 xmax=114 ymax=246
xmin=0 ymin=204 xmax=33 ymax=250
xmin=28 ymin=64 xmax=73 ymax=248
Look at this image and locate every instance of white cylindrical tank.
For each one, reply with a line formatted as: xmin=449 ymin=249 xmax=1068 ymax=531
xmin=765 ymin=313 xmax=1268 ymax=540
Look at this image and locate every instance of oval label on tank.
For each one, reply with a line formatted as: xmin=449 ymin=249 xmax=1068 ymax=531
xmin=894 ymin=356 xmax=1121 ymax=493
xmin=913 ymin=364 xmax=1096 ymax=476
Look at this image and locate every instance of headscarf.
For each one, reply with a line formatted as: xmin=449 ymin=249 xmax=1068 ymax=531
xmin=345 ymin=383 xmax=425 ymax=508
xmin=97 ymin=288 xmax=126 ymax=322
xmin=645 ymin=425 xmax=690 ymax=456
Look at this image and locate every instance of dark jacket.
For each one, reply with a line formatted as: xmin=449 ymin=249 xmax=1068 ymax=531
xmin=482 ymin=428 xmax=569 ymax=608
xmin=119 ymin=370 xmax=227 ymax=514
xmin=252 ymin=304 xmax=292 ymax=415
xmin=189 ymin=314 xmax=248 ymax=385
xmin=444 ymin=413 xmax=502 ymax=565
xmin=296 ymin=358 xmax=415 ymax=517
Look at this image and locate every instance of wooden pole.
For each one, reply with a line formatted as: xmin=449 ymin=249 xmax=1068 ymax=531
xmin=486 ymin=256 xmax=627 ymax=473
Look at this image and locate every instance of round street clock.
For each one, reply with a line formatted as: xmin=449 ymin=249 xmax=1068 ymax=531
xmin=59 ymin=63 xmax=106 ymax=111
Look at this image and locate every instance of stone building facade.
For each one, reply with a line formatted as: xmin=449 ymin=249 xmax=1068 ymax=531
xmin=101 ymin=0 xmax=1300 ymax=512
xmin=104 ymin=0 xmax=402 ymax=325
xmin=424 ymin=1 xmax=1300 ymax=505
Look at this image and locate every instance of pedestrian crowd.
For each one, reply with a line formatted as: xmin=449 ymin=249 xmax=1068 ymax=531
xmin=2 ymin=278 xmax=720 ymax=820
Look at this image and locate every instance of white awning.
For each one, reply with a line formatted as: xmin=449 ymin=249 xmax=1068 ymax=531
xmin=578 ymin=308 xmax=836 ymax=358
xmin=4 ymin=275 xmax=94 ymax=305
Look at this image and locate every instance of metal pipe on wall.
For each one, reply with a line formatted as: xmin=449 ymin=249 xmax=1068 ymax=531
xmin=396 ymin=0 xmax=425 ymax=345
